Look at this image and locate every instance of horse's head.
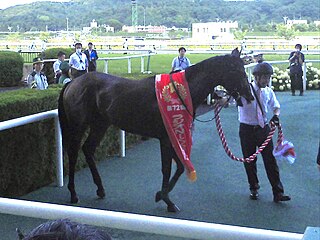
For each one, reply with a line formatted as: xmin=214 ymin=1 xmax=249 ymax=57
xmin=219 ymin=48 xmax=254 ymax=103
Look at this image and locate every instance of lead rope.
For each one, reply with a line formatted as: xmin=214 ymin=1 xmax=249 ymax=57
xmin=213 ymin=102 xmax=284 ymax=163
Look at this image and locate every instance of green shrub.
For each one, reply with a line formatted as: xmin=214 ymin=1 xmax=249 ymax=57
xmin=0 ymin=87 xmax=141 ymax=197
xmin=271 ymin=64 xmax=320 ymax=91
xmin=42 ymin=48 xmax=74 ymax=84
xmin=0 ymin=51 xmax=24 ymax=87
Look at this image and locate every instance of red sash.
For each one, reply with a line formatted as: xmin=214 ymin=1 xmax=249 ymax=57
xmin=155 ymin=71 xmax=197 ymax=182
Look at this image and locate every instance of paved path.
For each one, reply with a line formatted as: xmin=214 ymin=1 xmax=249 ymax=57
xmin=0 ymin=91 xmax=319 ymax=239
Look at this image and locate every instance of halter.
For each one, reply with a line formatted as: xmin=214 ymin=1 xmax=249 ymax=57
xmin=169 ymin=74 xmax=241 ymax=123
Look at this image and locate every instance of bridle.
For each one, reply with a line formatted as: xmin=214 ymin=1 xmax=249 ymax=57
xmin=169 ymin=74 xmax=241 ymax=123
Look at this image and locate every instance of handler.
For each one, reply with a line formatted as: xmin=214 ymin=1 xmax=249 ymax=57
xmin=237 ymin=62 xmax=291 ymax=203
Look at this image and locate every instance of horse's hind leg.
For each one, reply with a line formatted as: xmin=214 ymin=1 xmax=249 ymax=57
xmin=82 ymin=118 xmax=109 ymax=199
xmin=156 ymin=139 xmax=180 ymax=212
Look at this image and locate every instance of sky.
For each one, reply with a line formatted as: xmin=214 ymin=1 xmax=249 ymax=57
xmin=0 ymin=0 xmax=70 ymax=10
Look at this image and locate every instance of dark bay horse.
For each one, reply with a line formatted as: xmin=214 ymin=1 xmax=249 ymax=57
xmin=58 ymin=49 xmax=254 ymax=212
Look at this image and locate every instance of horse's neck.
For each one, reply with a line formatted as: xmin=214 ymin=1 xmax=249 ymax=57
xmin=186 ymin=63 xmax=221 ymax=109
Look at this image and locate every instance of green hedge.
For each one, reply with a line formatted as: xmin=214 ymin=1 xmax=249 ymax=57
xmin=0 ymin=51 xmax=24 ymax=87
xmin=0 ymin=87 xmax=141 ymax=197
xmin=271 ymin=64 xmax=320 ymax=91
xmin=42 ymin=48 xmax=74 ymax=84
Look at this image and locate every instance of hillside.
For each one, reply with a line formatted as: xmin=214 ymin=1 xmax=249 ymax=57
xmin=0 ymin=0 xmax=319 ymax=32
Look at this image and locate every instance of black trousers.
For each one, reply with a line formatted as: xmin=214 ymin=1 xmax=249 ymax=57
xmin=239 ymin=123 xmax=284 ymax=195
xmin=290 ymin=72 xmax=303 ymax=94
xmin=71 ymin=69 xmax=87 ymax=79
xmin=88 ymin=61 xmax=97 ymax=72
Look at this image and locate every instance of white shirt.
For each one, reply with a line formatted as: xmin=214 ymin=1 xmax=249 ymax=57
xmin=171 ymin=56 xmax=191 ymax=71
xmin=69 ymin=52 xmax=88 ymax=70
xmin=238 ymin=81 xmax=280 ymax=125
xmin=53 ymin=59 xmax=62 ymax=75
xmin=27 ymin=71 xmax=48 ymax=90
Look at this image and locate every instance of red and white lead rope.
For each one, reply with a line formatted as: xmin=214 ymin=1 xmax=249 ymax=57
xmin=213 ymin=102 xmax=284 ymax=163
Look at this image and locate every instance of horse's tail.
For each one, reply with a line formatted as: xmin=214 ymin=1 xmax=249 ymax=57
xmin=58 ymin=83 xmax=71 ymax=151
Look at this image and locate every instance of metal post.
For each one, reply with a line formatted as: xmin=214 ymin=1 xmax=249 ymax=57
xmin=146 ymin=53 xmax=151 ymax=73
xmin=120 ymin=130 xmax=125 ymax=157
xmin=128 ymin=58 xmax=132 ymax=73
xmin=104 ymin=60 xmax=108 ymax=74
xmin=54 ymin=117 xmax=64 ymax=187
xmin=141 ymin=56 xmax=144 ymax=73
xmin=303 ymin=62 xmax=307 ymax=91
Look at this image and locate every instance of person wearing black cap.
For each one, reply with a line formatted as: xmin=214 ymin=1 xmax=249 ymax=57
xmin=237 ymin=62 xmax=291 ymax=203
xmin=84 ymin=42 xmax=99 ymax=72
xmin=288 ymin=44 xmax=305 ymax=96
xmin=26 ymin=57 xmax=48 ymax=90
xmin=69 ymin=42 xmax=88 ymax=78
xmin=171 ymin=47 xmax=191 ymax=73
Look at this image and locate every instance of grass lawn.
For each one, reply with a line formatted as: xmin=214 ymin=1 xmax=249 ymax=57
xmin=96 ymin=53 xmax=320 ymax=78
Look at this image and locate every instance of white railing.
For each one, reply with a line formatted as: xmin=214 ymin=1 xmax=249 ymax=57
xmin=0 ymin=197 xmax=303 ymax=240
xmin=0 ymin=110 xmax=64 ymax=187
xmin=100 ymin=53 xmax=154 ymax=74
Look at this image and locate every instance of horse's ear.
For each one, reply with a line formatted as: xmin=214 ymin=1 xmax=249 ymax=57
xmin=231 ymin=47 xmax=241 ymax=58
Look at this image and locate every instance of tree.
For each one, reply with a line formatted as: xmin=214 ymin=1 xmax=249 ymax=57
xmin=233 ymin=30 xmax=247 ymax=40
xmin=276 ymin=24 xmax=296 ymax=40
xmin=107 ymin=19 xmax=122 ymax=32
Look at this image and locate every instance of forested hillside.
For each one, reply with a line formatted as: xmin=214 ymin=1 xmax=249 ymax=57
xmin=0 ymin=0 xmax=319 ymax=32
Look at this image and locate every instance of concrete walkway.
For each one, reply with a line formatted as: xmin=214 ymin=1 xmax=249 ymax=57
xmin=0 ymin=91 xmax=319 ymax=239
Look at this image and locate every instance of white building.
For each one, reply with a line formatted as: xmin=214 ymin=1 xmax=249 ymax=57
xmin=192 ymin=21 xmax=238 ymax=41
xmin=286 ymin=19 xmax=308 ymax=28
xmin=122 ymin=25 xmax=166 ymax=33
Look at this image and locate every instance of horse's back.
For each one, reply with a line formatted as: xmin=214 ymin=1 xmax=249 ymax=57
xmin=62 ymin=72 xmax=165 ymax=138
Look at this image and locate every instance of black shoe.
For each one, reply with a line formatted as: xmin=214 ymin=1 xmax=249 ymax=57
xmin=292 ymin=92 xmax=296 ymax=96
xmin=299 ymin=92 xmax=303 ymax=96
xmin=273 ymin=194 xmax=291 ymax=203
xmin=250 ymin=190 xmax=259 ymax=200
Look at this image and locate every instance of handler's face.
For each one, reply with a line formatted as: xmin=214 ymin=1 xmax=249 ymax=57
xmin=256 ymin=74 xmax=271 ymax=88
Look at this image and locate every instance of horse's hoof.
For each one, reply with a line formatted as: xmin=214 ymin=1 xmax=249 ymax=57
xmin=167 ymin=204 xmax=180 ymax=213
xmin=155 ymin=191 xmax=162 ymax=202
xmin=97 ymin=189 xmax=105 ymax=199
xmin=70 ymin=196 xmax=79 ymax=204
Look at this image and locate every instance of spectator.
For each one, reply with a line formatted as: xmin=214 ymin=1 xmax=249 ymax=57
xmin=53 ymin=51 xmax=66 ymax=83
xmin=84 ymin=42 xmax=99 ymax=72
xmin=288 ymin=44 xmax=305 ymax=96
xmin=58 ymin=61 xmax=72 ymax=85
xmin=171 ymin=47 xmax=191 ymax=73
xmin=17 ymin=218 xmax=112 ymax=240
xmin=237 ymin=62 xmax=290 ymax=203
xmin=123 ymin=38 xmax=128 ymax=54
xmin=26 ymin=57 xmax=48 ymax=90
xmin=69 ymin=42 xmax=88 ymax=78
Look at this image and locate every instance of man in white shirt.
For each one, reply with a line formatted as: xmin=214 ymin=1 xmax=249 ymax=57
xmin=69 ymin=42 xmax=88 ymax=78
xmin=53 ymin=51 xmax=66 ymax=83
xmin=238 ymin=62 xmax=290 ymax=203
xmin=171 ymin=47 xmax=191 ymax=73
xmin=27 ymin=57 xmax=48 ymax=90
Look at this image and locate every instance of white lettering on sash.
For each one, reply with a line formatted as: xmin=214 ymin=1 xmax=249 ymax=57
xmin=172 ymin=114 xmax=186 ymax=148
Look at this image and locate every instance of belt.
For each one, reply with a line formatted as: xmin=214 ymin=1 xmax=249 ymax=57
xmin=240 ymin=123 xmax=266 ymax=130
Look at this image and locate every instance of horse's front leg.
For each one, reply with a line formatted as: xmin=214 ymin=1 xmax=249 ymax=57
xmin=156 ymin=140 xmax=180 ymax=212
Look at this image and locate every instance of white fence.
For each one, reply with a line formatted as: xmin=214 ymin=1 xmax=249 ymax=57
xmin=0 ymin=110 xmax=64 ymax=187
xmin=100 ymin=52 xmax=154 ymax=74
xmin=0 ymin=197 xmax=303 ymax=240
